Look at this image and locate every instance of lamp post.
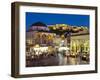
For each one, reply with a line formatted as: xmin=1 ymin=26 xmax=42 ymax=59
xmin=64 ymin=31 xmax=71 ymax=48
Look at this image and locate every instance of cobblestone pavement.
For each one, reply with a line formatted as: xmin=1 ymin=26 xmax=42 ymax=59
xmin=26 ymin=54 xmax=89 ymax=67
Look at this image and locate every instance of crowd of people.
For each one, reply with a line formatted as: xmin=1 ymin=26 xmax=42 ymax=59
xmin=26 ymin=48 xmax=59 ymax=67
xmin=26 ymin=45 xmax=89 ymax=67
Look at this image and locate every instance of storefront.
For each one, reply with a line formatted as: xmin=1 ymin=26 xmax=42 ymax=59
xmin=70 ymin=32 xmax=89 ymax=57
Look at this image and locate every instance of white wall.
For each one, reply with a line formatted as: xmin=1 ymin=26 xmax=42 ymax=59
xmin=0 ymin=0 xmax=99 ymax=80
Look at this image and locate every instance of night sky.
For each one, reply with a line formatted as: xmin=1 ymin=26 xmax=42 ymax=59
xmin=26 ymin=12 xmax=90 ymax=31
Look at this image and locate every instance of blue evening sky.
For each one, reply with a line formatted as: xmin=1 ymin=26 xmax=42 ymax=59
xmin=26 ymin=12 xmax=90 ymax=30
